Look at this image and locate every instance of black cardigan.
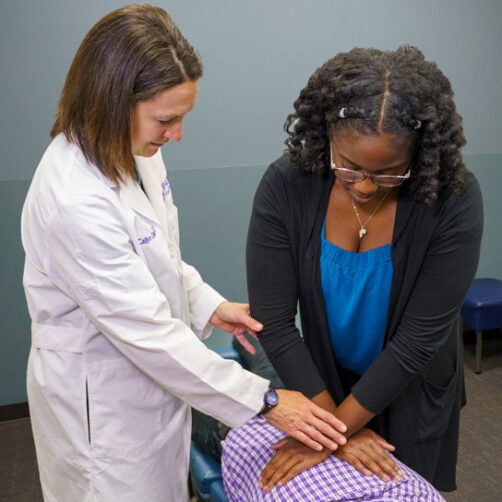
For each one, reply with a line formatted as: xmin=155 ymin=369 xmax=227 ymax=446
xmin=246 ymin=155 xmax=483 ymax=490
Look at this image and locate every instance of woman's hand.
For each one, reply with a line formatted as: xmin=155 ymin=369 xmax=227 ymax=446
xmin=209 ymin=301 xmax=263 ymax=354
xmin=264 ymin=389 xmax=347 ymax=453
xmin=210 ymin=303 xmax=347 ymax=451
xmin=334 ymin=428 xmax=403 ymax=483
xmin=259 ymin=437 xmax=330 ymax=493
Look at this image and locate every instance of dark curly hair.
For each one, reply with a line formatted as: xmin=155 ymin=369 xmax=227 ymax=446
xmin=285 ymin=45 xmax=466 ymax=205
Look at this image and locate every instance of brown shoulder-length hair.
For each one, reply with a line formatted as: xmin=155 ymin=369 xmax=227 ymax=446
xmin=51 ymin=3 xmax=203 ymax=183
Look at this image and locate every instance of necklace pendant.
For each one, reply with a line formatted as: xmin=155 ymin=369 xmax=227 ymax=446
xmin=358 ymin=228 xmax=367 ymax=239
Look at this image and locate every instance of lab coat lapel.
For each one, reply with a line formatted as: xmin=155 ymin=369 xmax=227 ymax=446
xmin=131 ymin=153 xmax=189 ymax=323
xmin=134 ymin=156 xmax=170 ymax=237
xmin=119 ymin=177 xmax=161 ymax=227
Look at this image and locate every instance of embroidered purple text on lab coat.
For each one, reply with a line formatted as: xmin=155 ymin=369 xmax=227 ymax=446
xmin=161 ymin=178 xmax=170 ymax=199
xmin=138 ymin=226 xmax=157 ymax=245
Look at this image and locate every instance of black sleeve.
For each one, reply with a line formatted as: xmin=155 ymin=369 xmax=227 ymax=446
xmin=352 ymin=174 xmax=484 ymax=414
xmin=246 ymin=162 xmax=327 ymax=397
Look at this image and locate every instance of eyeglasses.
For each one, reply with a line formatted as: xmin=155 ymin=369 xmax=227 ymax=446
xmin=331 ymin=164 xmax=411 ymax=188
xmin=330 ymin=143 xmax=411 ymax=188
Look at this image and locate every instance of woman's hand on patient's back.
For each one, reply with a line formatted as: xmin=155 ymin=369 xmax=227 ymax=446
xmin=259 ymin=437 xmax=330 ymax=492
xmin=334 ymin=428 xmax=403 ymax=483
xmin=263 ymin=389 xmax=347 ymax=453
xmin=259 ymin=428 xmax=403 ymax=492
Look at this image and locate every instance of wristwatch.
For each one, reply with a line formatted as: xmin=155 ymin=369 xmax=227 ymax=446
xmin=259 ymin=388 xmax=279 ymax=415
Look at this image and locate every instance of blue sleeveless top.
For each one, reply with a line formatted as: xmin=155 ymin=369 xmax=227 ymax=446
xmin=320 ymin=221 xmax=393 ymax=375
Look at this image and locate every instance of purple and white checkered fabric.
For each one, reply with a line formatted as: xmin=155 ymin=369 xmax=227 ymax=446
xmin=221 ymin=416 xmax=445 ymax=501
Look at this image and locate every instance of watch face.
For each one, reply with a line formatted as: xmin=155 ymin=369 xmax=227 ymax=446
xmin=265 ymin=389 xmax=279 ymax=406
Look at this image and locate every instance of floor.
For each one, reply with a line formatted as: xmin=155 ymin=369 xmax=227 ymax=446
xmin=0 ymin=331 xmax=501 ymax=502
xmin=441 ymin=330 xmax=502 ymax=501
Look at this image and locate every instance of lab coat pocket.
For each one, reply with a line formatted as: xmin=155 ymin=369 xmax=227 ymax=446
xmin=415 ymin=371 xmax=458 ymax=442
xmin=86 ymin=357 xmax=169 ymax=458
xmin=32 ymin=322 xmax=86 ymax=353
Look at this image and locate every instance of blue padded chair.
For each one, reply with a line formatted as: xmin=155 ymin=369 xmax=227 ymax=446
xmin=189 ymin=346 xmax=246 ymax=501
xmin=189 ymin=442 xmax=224 ymax=500
xmin=209 ymin=479 xmax=228 ymax=502
xmin=461 ymin=278 xmax=502 ymax=373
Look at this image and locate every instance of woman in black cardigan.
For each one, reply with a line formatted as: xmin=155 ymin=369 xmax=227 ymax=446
xmin=246 ymin=45 xmax=483 ymax=493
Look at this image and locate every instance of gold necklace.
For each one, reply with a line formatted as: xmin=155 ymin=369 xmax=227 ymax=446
xmin=351 ymin=191 xmax=390 ymax=239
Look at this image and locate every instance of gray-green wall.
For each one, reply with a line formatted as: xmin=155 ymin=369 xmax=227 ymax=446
xmin=1 ymin=0 xmax=501 ymax=406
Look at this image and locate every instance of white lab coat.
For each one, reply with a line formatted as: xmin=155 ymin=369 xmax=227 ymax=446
xmin=21 ymin=134 xmax=269 ymax=502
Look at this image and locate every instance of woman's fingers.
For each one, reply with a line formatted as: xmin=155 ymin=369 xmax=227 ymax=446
xmin=231 ymin=331 xmax=257 ymax=354
xmin=342 ymin=452 xmax=374 ymax=477
xmin=259 ymin=439 xmax=330 ymax=492
xmin=260 ymin=451 xmax=296 ymax=490
xmin=335 ymin=429 xmax=403 ymax=482
xmin=270 ymin=437 xmax=289 ymax=450
xmin=209 ymin=302 xmax=263 ymax=350
xmin=353 ymin=450 xmax=399 ymax=482
xmin=263 ymin=389 xmax=347 ymax=452
xmin=310 ymin=405 xmax=348 ymax=440
xmin=375 ymin=436 xmax=396 ymax=451
xmin=262 ymin=457 xmax=302 ymax=492
xmin=288 ymin=429 xmax=330 ymax=452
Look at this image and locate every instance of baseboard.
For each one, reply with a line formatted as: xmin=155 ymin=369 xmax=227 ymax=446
xmin=0 ymin=402 xmax=29 ymax=421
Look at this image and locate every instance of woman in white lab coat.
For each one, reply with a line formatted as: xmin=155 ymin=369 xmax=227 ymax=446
xmin=21 ymin=5 xmax=347 ymax=501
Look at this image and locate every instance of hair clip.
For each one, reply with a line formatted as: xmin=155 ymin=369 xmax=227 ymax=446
xmin=339 ymin=107 xmax=348 ymax=118
xmin=413 ymin=119 xmax=422 ymax=130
